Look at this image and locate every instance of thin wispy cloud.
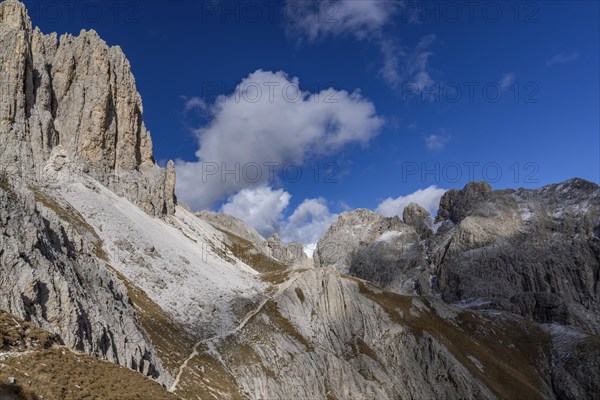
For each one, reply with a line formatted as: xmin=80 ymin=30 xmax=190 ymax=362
xmin=285 ymin=0 xmax=399 ymax=42
xmin=286 ymin=0 xmax=437 ymax=92
xmin=379 ymin=39 xmax=403 ymax=87
xmin=182 ymin=96 xmax=208 ymax=113
xmin=380 ymin=34 xmax=437 ymax=91
xmin=546 ymin=51 xmax=579 ymax=66
xmin=405 ymin=34 xmax=436 ymax=91
xmin=499 ymin=73 xmax=515 ymax=90
xmin=425 ymin=134 xmax=450 ymax=152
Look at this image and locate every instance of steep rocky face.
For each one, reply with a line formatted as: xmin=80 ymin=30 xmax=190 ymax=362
xmin=315 ymin=179 xmax=600 ymax=336
xmin=0 ymin=174 xmax=168 ymax=381
xmin=0 ymin=311 xmax=178 ymax=399
xmin=2 ymin=2 xmax=600 ymax=399
xmin=197 ymin=211 xmax=312 ymax=268
xmin=431 ymin=178 xmax=600 ymax=335
xmin=403 ymin=202 xmax=433 ymax=239
xmin=176 ymin=267 xmax=599 ymax=400
xmin=435 ymin=181 xmax=493 ymax=224
xmin=266 ymin=233 xmax=312 ymax=269
xmin=314 ymin=208 xmax=430 ymax=295
xmin=0 ymin=0 xmax=175 ymax=216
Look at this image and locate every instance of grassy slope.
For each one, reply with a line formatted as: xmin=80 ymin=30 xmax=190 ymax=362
xmin=0 ymin=310 xmax=179 ymax=400
xmin=355 ymin=278 xmax=552 ymax=400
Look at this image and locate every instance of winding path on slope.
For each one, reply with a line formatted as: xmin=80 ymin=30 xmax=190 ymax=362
xmin=168 ymin=272 xmax=302 ymax=393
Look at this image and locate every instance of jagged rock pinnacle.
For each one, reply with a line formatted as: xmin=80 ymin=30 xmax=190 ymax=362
xmin=0 ymin=0 xmax=176 ymax=216
xmin=0 ymin=0 xmax=30 ymax=31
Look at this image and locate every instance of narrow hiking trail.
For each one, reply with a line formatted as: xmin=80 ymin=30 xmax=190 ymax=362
xmin=168 ymin=272 xmax=303 ymax=393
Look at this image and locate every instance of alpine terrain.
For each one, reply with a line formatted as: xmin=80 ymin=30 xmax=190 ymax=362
xmin=0 ymin=1 xmax=599 ymax=399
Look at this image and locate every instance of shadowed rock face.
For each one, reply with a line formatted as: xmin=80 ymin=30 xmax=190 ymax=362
xmin=316 ymin=179 xmax=600 ymax=335
xmin=314 ymin=208 xmax=431 ymax=296
xmin=432 ymin=178 xmax=600 ymax=334
xmin=403 ymin=202 xmax=433 ymax=239
xmin=0 ymin=0 xmax=175 ymax=216
xmin=2 ymin=2 xmax=600 ymax=399
xmin=0 ymin=174 xmax=168 ymax=382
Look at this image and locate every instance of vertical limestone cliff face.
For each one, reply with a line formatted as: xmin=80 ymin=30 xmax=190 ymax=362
xmin=0 ymin=0 xmax=176 ymax=216
xmin=430 ymin=179 xmax=600 ymax=335
xmin=0 ymin=0 xmax=175 ymax=385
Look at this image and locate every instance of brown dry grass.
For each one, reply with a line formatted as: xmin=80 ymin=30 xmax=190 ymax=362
xmin=0 ymin=347 xmax=178 ymax=400
xmin=106 ymin=267 xmax=196 ymax=377
xmin=214 ymin=229 xmax=290 ymax=285
xmin=354 ymin=278 xmax=551 ymax=400
xmin=175 ymin=343 xmax=244 ymax=400
xmin=260 ymin=300 xmax=313 ymax=352
xmin=106 ymin=264 xmax=247 ymax=399
xmin=0 ymin=310 xmax=177 ymax=400
xmin=0 ymin=310 xmax=57 ymax=352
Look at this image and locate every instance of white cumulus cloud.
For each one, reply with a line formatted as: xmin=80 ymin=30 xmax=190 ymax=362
xmin=218 ymin=186 xmax=338 ymax=257
xmin=376 ymin=186 xmax=447 ymax=218
xmin=175 ymin=69 xmax=383 ymax=210
xmin=281 ymin=198 xmax=339 ymax=255
xmin=219 ymin=185 xmax=291 ymax=238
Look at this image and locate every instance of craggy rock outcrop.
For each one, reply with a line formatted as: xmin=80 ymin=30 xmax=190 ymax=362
xmin=316 ymin=179 xmax=600 ymax=336
xmin=266 ymin=233 xmax=312 ymax=269
xmin=314 ymin=209 xmax=429 ymax=294
xmin=3 ymin=2 xmax=600 ymax=399
xmin=197 ymin=210 xmax=312 ymax=268
xmin=194 ymin=268 xmax=599 ymax=400
xmin=431 ymin=178 xmax=600 ymax=335
xmin=0 ymin=0 xmax=175 ymax=216
xmin=403 ymin=202 xmax=433 ymax=239
xmin=0 ymin=174 xmax=169 ymax=381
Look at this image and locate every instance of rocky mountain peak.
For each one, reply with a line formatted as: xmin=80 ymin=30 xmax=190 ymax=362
xmin=0 ymin=0 xmax=175 ymax=216
xmin=403 ymin=202 xmax=433 ymax=239
xmin=436 ymin=181 xmax=493 ymax=223
xmin=0 ymin=0 xmax=29 ymax=31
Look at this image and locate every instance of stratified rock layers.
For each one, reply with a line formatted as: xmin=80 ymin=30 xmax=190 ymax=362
xmin=0 ymin=0 xmax=175 ymax=216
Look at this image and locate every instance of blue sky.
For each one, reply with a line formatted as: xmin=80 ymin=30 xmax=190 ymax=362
xmin=24 ymin=0 xmax=600 ymax=249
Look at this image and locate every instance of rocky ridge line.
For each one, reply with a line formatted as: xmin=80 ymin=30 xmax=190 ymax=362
xmin=0 ymin=0 xmax=176 ymax=216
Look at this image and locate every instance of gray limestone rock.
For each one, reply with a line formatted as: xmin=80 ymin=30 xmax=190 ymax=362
xmin=403 ymin=202 xmax=434 ymax=239
xmin=0 ymin=0 xmax=175 ymax=216
xmin=314 ymin=209 xmax=429 ymax=295
xmin=197 ymin=210 xmax=312 ymax=268
xmin=0 ymin=173 xmax=169 ymax=382
xmin=431 ymin=178 xmax=600 ymax=335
